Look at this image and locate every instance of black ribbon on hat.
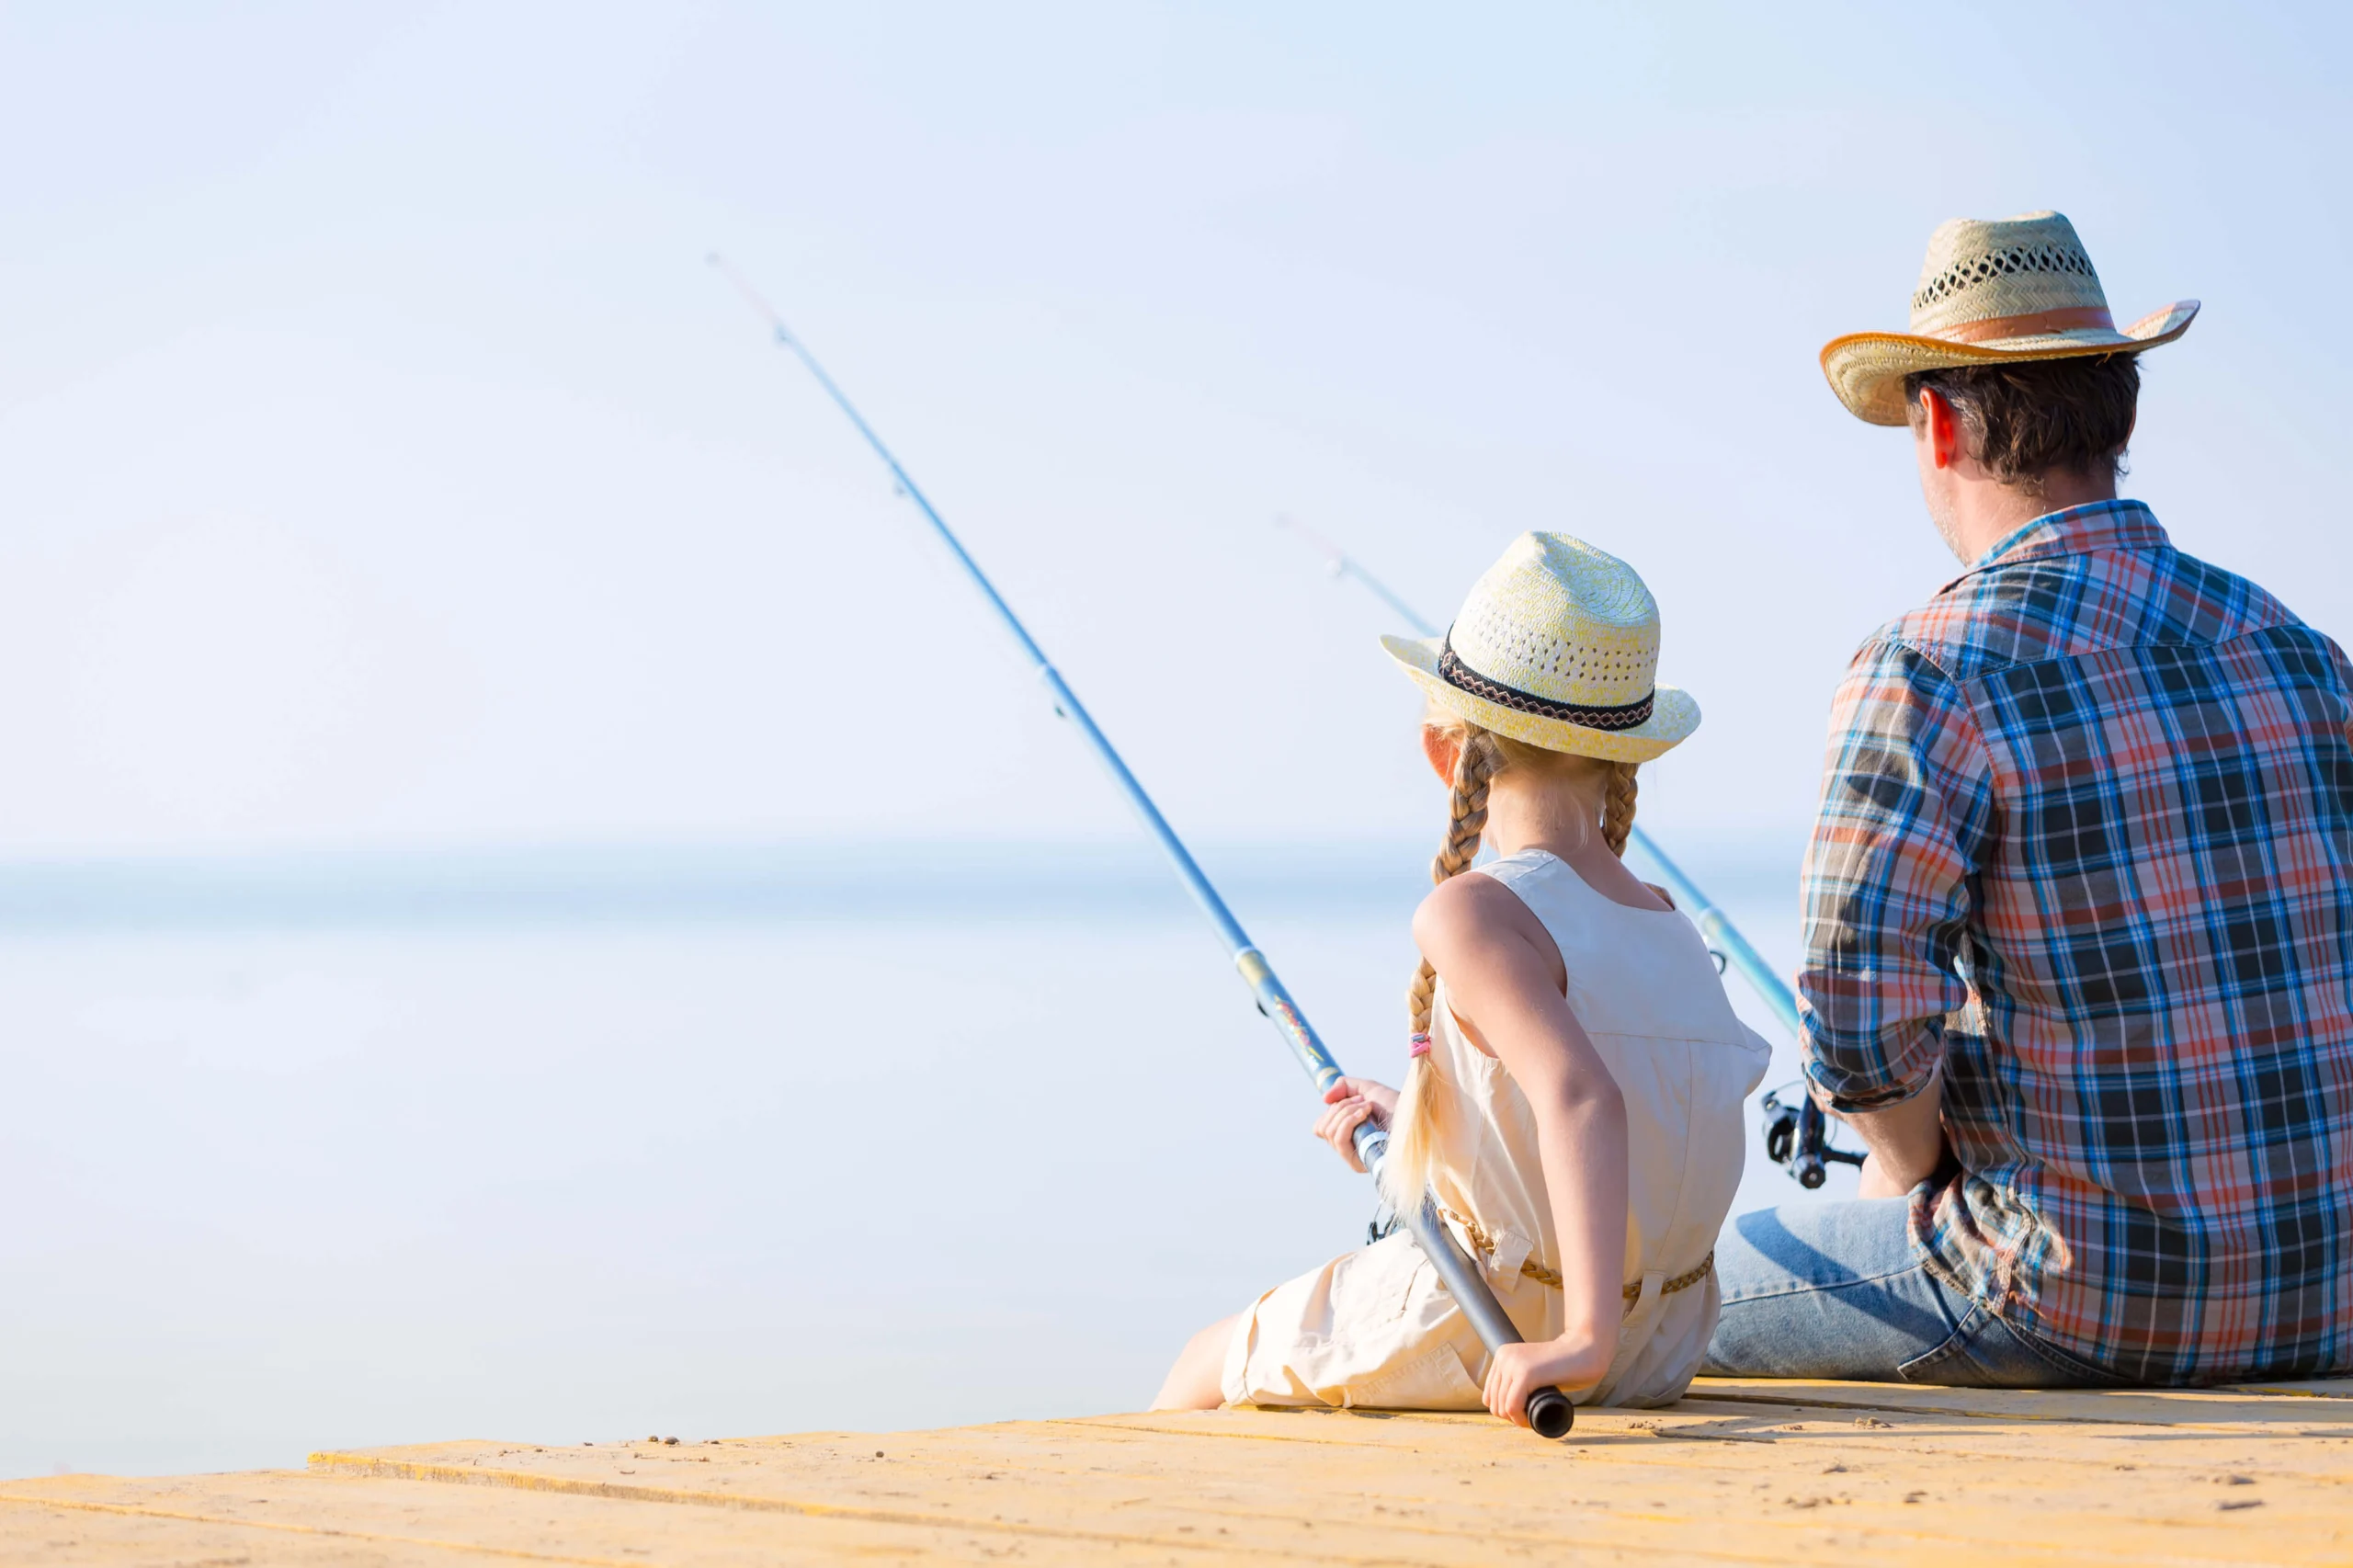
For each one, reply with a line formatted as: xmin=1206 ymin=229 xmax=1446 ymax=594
xmin=1439 ymin=632 xmax=1655 ymax=732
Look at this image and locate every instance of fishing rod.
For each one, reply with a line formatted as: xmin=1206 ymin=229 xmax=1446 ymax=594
xmin=1274 ymin=520 xmax=1864 ymax=1188
xmin=710 ymin=257 xmax=1574 ymax=1438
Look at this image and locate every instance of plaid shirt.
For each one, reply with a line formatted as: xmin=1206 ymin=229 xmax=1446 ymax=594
xmin=1800 ymin=500 xmax=2353 ymax=1383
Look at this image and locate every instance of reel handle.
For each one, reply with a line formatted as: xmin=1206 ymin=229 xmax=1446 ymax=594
xmin=1793 ymin=1097 xmax=1833 ymax=1188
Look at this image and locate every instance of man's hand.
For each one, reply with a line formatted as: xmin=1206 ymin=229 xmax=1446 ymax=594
xmin=1481 ymin=1335 xmax=1610 ymax=1428
xmin=1312 ymin=1077 xmax=1398 ymax=1172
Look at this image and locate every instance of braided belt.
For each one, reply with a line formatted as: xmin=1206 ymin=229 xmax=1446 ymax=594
xmin=1438 ymin=1206 xmax=1714 ymax=1312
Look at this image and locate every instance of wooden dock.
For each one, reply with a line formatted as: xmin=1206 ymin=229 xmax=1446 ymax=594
xmin=6 ymin=1377 xmax=2349 ymax=1564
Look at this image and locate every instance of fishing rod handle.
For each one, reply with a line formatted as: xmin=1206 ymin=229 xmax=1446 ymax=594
xmin=1398 ymin=1199 xmax=1574 ymax=1437
xmin=1357 ymin=1126 xmax=1570 ymax=1436
xmin=1524 ymin=1386 xmax=1575 ymax=1440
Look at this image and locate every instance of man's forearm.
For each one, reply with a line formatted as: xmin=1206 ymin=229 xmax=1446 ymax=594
xmin=1828 ymin=1065 xmax=1946 ymax=1190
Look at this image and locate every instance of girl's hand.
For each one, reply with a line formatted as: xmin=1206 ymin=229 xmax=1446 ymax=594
xmin=1482 ymin=1336 xmax=1610 ymax=1428
xmin=1312 ymin=1078 xmax=1399 ymax=1172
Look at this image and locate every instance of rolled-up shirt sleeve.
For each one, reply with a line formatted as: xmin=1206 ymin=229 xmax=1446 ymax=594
xmin=1799 ymin=636 xmax=1994 ymax=1113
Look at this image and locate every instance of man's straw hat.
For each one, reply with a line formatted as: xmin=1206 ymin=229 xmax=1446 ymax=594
xmin=1382 ymin=532 xmax=1697 ymax=765
xmin=1821 ymin=210 xmax=2199 ymax=426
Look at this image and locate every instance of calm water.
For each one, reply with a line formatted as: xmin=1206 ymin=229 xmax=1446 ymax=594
xmin=0 ymin=841 xmax=1849 ymax=1478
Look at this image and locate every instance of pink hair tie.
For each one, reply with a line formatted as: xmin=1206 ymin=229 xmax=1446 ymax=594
xmin=1407 ymin=1033 xmax=1432 ymax=1059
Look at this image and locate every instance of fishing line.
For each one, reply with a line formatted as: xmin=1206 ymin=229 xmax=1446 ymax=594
xmin=710 ymin=256 xmax=1575 ymax=1437
xmin=1273 ymin=518 xmax=1863 ymax=1187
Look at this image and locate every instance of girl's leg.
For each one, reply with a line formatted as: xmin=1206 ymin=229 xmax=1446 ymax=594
xmin=1151 ymin=1314 xmax=1240 ymax=1410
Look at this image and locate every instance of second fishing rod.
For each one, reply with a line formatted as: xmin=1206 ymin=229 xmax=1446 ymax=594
xmin=710 ymin=257 xmax=1576 ymax=1438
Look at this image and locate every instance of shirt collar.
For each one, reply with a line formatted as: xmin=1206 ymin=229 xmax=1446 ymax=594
xmin=1957 ymin=499 xmax=2168 ymax=580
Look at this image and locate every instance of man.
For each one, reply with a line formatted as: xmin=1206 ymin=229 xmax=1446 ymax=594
xmin=1706 ymin=211 xmax=2353 ymax=1387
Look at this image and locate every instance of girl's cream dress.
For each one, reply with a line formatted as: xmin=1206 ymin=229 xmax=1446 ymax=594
xmin=1221 ymin=847 xmax=1771 ymax=1411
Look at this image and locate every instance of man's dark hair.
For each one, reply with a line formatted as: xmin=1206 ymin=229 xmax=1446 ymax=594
xmin=1903 ymin=353 xmax=2140 ymax=492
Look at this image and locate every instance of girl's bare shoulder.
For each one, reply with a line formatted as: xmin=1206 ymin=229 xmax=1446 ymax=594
xmin=1413 ymin=870 xmax=1542 ymax=958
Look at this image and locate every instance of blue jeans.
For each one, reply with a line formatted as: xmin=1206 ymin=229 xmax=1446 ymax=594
xmin=1701 ymin=1198 xmax=2124 ymax=1387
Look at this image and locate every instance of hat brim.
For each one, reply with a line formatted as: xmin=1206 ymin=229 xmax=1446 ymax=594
xmin=1381 ymin=634 xmax=1699 ymax=764
xmin=1821 ymin=301 xmax=2199 ymax=426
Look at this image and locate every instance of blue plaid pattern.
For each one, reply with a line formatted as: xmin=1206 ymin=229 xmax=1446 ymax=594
xmin=1798 ymin=500 xmax=2353 ymax=1383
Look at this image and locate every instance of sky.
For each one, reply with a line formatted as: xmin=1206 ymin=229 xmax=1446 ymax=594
xmin=1 ymin=1 xmax=2347 ymax=861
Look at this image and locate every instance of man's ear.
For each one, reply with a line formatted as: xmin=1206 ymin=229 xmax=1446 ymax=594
xmin=1918 ymin=386 xmax=1961 ymax=471
xmin=1421 ymin=726 xmax=1461 ymax=786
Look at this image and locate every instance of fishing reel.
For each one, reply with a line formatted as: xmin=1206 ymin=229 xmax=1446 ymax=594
xmin=1760 ymin=1083 xmax=1867 ymax=1189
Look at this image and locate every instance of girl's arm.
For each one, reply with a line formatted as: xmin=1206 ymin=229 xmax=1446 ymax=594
xmin=1414 ymin=872 xmax=1629 ymax=1424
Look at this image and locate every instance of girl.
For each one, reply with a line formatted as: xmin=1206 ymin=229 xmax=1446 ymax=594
xmin=1154 ymin=531 xmax=1768 ymax=1425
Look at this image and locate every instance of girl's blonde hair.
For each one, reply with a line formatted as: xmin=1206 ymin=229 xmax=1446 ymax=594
xmin=1377 ymin=711 xmax=1639 ymax=1215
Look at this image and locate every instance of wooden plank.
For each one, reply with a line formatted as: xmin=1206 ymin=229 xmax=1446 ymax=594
xmin=1663 ymin=1399 xmax=2353 ymax=1483
xmin=301 ymin=1437 xmax=1790 ymax=1566
xmin=2223 ymin=1380 xmax=2353 ymax=1401
xmin=0 ymin=1471 xmax=1247 ymax=1566
xmin=1089 ymin=1399 xmax=2353 ymax=1483
xmin=1686 ymin=1377 xmax=2353 ymax=1428
xmin=1 ymin=1476 xmax=631 ymax=1567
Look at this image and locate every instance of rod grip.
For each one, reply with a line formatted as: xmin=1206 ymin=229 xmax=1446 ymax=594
xmin=1399 ymin=1199 xmax=1574 ymax=1437
xmin=1525 ymin=1386 xmax=1574 ymax=1438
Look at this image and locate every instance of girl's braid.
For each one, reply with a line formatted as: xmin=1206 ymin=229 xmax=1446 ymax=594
xmin=1601 ymin=761 xmax=1639 ymax=858
xmin=1406 ymin=729 xmax=1503 ymax=1034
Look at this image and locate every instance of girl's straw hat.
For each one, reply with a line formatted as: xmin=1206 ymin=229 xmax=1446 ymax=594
xmin=1821 ymin=210 xmax=2199 ymax=426
xmin=1382 ymin=532 xmax=1697 ymax=764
